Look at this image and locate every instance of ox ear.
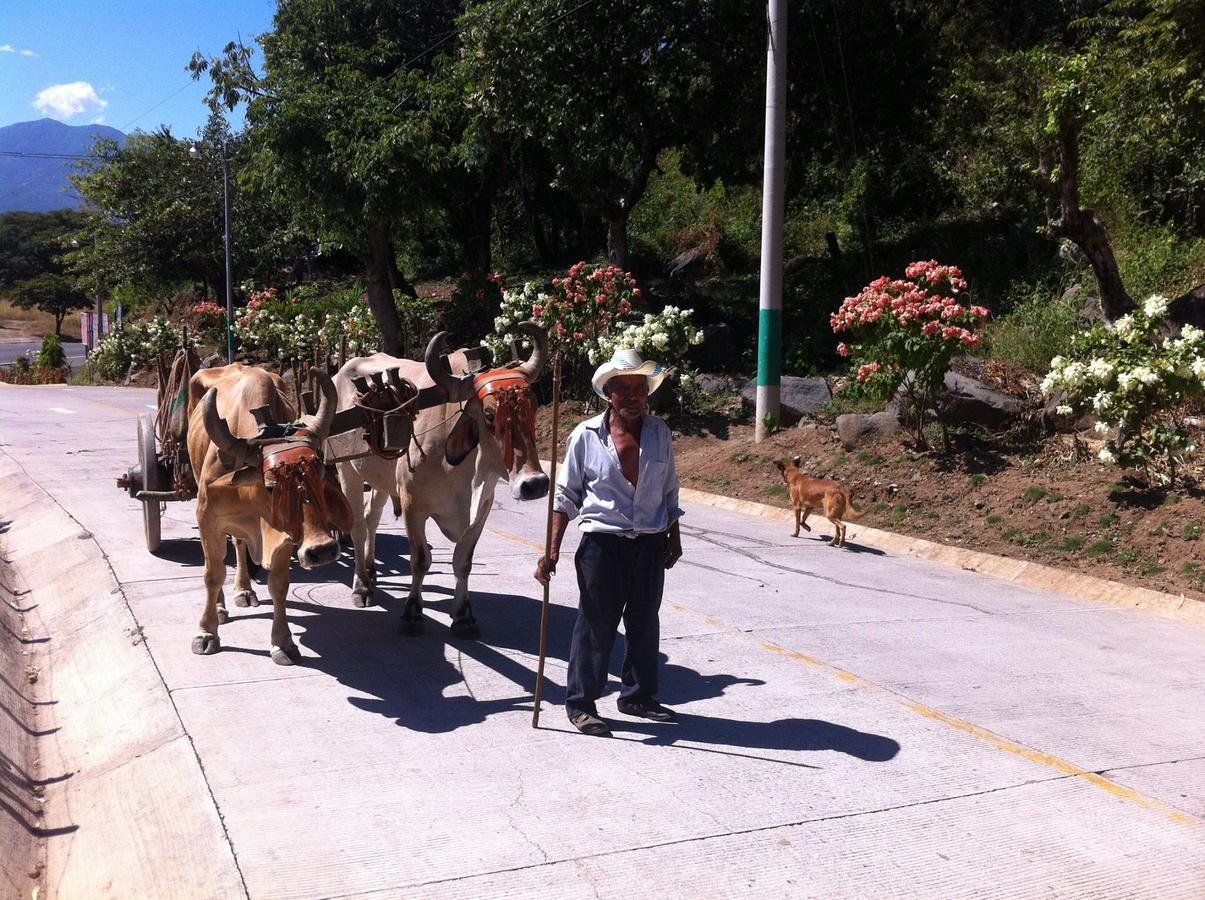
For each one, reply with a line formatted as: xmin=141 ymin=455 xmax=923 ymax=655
xmin=445 ymin=412 xmax=479 ymax=467
xmin=211 ymin=467 xmax=262 ymax=488
xmin=322 ymin=478 xmax=354 ymax=534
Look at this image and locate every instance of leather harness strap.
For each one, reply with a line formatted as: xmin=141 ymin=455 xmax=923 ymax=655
xmin=473 ymin=369 xmax=535 ymax=471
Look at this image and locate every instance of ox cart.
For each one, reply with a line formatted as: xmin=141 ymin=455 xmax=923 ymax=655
xmin=115 ymin=342 xmax=492 ymax=553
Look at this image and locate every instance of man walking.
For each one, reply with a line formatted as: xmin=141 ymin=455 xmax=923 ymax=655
xmin=534 ymin=348 xmax=684 ymax=736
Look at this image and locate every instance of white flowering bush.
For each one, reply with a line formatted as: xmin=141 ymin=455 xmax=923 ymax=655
xmin=316 ymin=299 xmax=383 ymax=357
xmin=593 ymin=305 xmax=704 ymax=371
xmin=485 ymin=263 xmax=703 ymax=398
xmin=90 ymin=316 xmax=197 ymax=381
xmin=1041 ymin=294 xmax=1202 ymax=484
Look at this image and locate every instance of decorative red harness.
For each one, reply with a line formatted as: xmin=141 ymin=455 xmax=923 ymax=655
xmin=473 ymin=369 xmax=535 ymax=471
xmin=261 ymin=442 xmax=333 ymax=544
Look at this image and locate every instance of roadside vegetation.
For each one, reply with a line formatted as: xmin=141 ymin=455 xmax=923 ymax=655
xmin=3 ymin=0 xmax=1205 ymax=590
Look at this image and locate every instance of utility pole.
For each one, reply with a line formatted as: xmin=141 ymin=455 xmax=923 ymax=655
xmin=755 ymin=0 xmax=786 ymax=443
xmin=222 ymin=144 xmax=234 ymax=362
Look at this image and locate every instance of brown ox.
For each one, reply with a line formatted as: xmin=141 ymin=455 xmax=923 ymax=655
xmin=187 ymin=363 xmax=351 ymax=665
xmin=332 ymin=322 xmax=548 ymax=635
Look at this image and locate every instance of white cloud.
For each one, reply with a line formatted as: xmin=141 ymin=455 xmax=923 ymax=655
xmin=1 ymin=44 xmax=39 ymax=57
xmin=33 ymin=81 xmax=107 ymax=119
xmin=90 ymin=115 xmax=107 ymax=125
xmin=20 ymin=49 xmax=39 ymax=58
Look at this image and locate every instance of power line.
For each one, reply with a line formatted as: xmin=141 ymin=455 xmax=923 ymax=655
xmin=118 ymin=78 xmax=202 ymax=132
xmin=0 ymin=150 xmax=108 ymax=160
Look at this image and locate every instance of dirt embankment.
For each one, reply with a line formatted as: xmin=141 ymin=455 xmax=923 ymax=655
xmin=535 ymin=393 xmax=1205 ymax=604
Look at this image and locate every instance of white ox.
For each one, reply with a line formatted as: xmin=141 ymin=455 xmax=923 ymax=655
xmin=332 ymin=322 xmax=549 ymax=635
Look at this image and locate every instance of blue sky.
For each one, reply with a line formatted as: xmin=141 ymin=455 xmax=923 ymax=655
xmin=1 ymin=1 xmax=276 ymax=137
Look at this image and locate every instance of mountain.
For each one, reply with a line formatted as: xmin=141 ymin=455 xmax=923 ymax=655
xmin=0 ymin=118 xmax=126 ymax=213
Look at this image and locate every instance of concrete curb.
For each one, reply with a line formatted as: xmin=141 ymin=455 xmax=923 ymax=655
xmin=0 ymin=453 xmax=245 ymax=899
xmin=679 ymin=486 xmax=1205 ymax=628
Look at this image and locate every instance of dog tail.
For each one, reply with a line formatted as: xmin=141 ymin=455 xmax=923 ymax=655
xmin=844 ymin=490 xmax=866 ymax=520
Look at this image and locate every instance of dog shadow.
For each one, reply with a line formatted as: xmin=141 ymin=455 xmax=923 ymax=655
xmin=795 ymin=532 xmax=886 ymax=555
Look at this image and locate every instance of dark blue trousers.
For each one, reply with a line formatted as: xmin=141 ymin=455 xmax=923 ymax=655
xmin=565 ymin=531 xmax=667 ymax=718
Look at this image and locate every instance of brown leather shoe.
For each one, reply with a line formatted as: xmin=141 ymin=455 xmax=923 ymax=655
xmin=617 ymin=700 xmax=677 ymax=722
xmin=569 ymin=711 xmax=611 ymax=736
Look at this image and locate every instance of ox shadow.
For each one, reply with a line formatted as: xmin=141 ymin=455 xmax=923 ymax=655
xmin=282 ymin=583 xmax=897 ymax=767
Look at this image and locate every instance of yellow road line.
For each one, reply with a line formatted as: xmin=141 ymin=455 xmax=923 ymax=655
xmin=491 ymin=523 xmax=1200 ymax=828
xmin=486 ymin=527 xmax=545 ymax=552
xmin=758 ymin=640 xmax=1199 ymax=829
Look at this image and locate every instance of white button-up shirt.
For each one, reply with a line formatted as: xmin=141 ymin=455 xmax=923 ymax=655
xmin=554 ymin=410 xmax=684 ymax=535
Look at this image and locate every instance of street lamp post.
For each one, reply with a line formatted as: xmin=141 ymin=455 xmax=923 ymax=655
xmin=190 ymin=141 xmax=236 ymax=362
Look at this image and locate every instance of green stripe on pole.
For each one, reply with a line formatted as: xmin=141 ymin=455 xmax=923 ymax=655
xmin=757 ymin=307 xmax=782 ymax=387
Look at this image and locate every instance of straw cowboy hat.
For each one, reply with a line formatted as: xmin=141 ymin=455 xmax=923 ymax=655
xmin=591 ymin=348 xmax=667 ymax=399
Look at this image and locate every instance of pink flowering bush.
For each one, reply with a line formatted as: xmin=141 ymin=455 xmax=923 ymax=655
xmin=189 ymin=300 xmax=228 ymax=348
xmin=831 ymin=260 xmax=989 ymax=446
xmin=488 ymin=262 xmax=640 ymax=368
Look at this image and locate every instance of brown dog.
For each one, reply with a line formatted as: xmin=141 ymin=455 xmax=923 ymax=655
xmin=774 ymin=456 xmax=865 ymax=547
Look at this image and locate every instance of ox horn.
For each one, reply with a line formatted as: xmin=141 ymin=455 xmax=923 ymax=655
xmin=424 ymin=331 xmax=475 ymax=402
xmin=514 ymin=319 xmax=547 ymax=383
xmin=201 ymin=388 xmax=251 ymax=459
xmin=307 ymin=369 xmax=337 ymax=441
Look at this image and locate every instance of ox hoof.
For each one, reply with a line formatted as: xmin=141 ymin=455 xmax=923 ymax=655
xmin=233 ymin=589 xmax=260 ymax=608
xmin=270 ymin=644 xmax=301 ymax=666
xmin=398 ymin=615 xmax=425 ymax=636
xmin=351 ymin=588 xmax=374 ymax=608
xmin=192 ymin=633 xmax=220 ymax=655
xmin=450 ymin=618 xmax=480 ymax=639
xmin=216 ymin=607 xmax=230 ymax=625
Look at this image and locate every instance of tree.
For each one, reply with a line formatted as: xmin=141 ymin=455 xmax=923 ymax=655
xmin=11 ymin=272 xmax=91 ymax=336
xmin=0 ymin=210 xmax=86 ymax=290
xmin=68 ymin=114 xmax=297 ymax=307
xmin=463 ymin=0 xmax=757 ymax=270
xmin=191 ymin=0 xmax=468 ymax=356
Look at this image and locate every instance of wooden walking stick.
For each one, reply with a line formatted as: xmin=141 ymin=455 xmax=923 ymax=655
xmin=532 ymin=350 xmax=562 ymax=728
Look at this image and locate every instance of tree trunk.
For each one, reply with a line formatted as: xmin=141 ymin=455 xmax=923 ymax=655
xmin=450 ymin=191 xmax=493 ymax=274
xmin=518 ymin=180 xmax=553 ymax=263
xmin=1040 ymin=119 xmax=1135 ymax=322
xmin=607 ymin=214 xmax=629 ymax=270
xmin=55 ymin=310 xmax=65 ymax=337
xmin=385 ymin=245 xmax=417 ymax=299
xmin=364 ymin=217 xmax=404 ymax=357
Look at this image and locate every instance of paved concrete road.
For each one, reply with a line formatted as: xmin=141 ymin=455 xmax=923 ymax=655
xmin=0 ymin=338 xmax=88 ymax=367
xmin=3 ymin=383 xmax=1204 ymax=898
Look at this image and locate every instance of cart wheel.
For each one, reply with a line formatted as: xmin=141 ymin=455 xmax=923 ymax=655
xmin=138 ymin=414 xmax=162 ymax=553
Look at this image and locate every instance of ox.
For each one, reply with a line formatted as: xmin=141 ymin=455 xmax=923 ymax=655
xmin=333 ymin=322 xmax=549 ymax=635
xmin=187 ymin=363 xmax=351 ymax=665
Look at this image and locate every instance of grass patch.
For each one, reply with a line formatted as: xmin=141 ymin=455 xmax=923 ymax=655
xmin=764 ymin=484 xmax=789 ymax=500
xmin=1162 ymin=492 xmax=1180 ymax=506
xmin=986 ymin=514 xmax=1003 ymax=525
xmin=968 ymin=474 xmax=987 ymax=489
xmin=1182 ymin=562 xmax=1201 ymax=577
xmin=1116 ymin=547 xmax=1140 ymax=564
xmin=1059 ymin=536 xmax=1086 ymax=551
xmin=1098 ymin=510 xmax=1119 ymax=527
xmin=730 ymin=450 xmax=754 ymax=463
xmin=829 ymin=451 xmax=847 ymax=469
xmin=1021 ymin=486 xmax=1049 ymax=506
xmin=1138 ymin=561 xmax=1165 ymax=577
xmin=871 ymin=502 xmax=888 ymax=513
xmin=1183 ymin=523 xmax=1201 ymax=540
xmin=1071 ymin=502 xmax=1090 ymax=519
xmin=1084 ymin=538 xmax=1115 ymax=557
xmin=890 ymin=503 xmax=909 ymax=524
